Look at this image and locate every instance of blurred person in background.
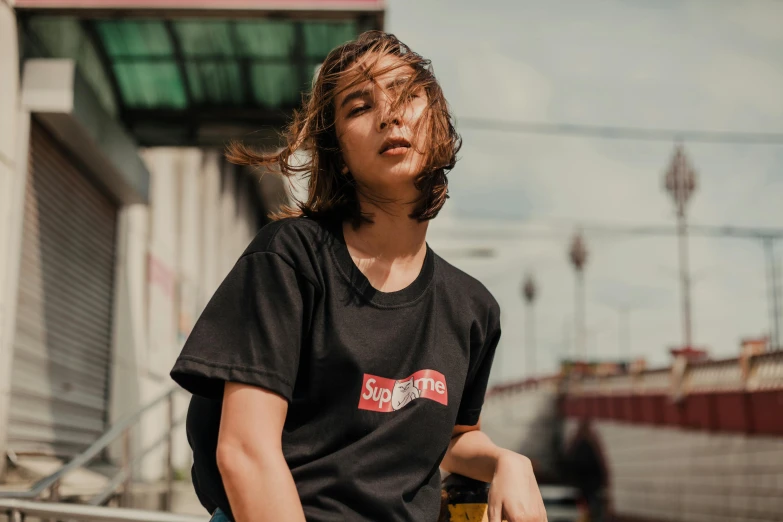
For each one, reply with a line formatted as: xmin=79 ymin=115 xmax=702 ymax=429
xmin=566 ymin=420 xmax=607 ymax=522
xmin=171 ymin=31 xmax=545 ymax=522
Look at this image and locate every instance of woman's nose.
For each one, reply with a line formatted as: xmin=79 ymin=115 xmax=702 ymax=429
xmin=377 ymin=100 xmax=403 ymax=131
xmin=379 ymin=116 xmax=401 ymax=131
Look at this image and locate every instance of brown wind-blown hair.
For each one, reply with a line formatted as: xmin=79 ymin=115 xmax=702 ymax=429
xmin=226 ymin=30 xmax=461 ymax=225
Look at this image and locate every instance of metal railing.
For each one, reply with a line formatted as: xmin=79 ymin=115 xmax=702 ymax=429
xmin=1 ymin=387 xmax=186 ymax=510
xmin=559 ymin=349 xmax=783 ymax=398
xmin=0 ymin=498 xmax=206 ymax=522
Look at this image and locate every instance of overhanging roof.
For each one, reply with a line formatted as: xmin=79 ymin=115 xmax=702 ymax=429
xmin=16 ymin=1 xmax=384 ymax=146
xmin=22 ymin=59 xmax=151 ymax=204
xmin=14 ymin=0 xmax=385 ymax=17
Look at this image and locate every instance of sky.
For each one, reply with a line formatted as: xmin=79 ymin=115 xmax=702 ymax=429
xmin=385 ymin=0 xmax=783 ymax=383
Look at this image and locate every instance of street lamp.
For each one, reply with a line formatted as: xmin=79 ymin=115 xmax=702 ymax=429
xmin=569 ymin=231 xmax=589 ymax=361
xmin=522 ymin=274 xmax=537 ymax=376
xmin=664 ymin=143 xmax=697 ymax=349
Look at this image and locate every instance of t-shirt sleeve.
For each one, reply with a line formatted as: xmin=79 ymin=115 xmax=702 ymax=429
xmin=455 ymin=303 xmax=501 ymax=426
xmin=170 ymin=251 xmax=315 ymax=402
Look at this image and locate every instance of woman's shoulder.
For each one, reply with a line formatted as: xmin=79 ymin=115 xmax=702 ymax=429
xmin=432 ymin=252 xmax=500 ymax=318
xmin=243 ymin=217 xmax=332 ymax=258
xmin=239 ymin=218 xmax=334 ymax=286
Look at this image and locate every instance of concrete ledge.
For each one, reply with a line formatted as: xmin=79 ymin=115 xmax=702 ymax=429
xmin=21 ymin=59 xmax=149 ymax=205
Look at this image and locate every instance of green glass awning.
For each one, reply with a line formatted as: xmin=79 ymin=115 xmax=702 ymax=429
xmin=21 ymin=15 xmax=378 ymax=146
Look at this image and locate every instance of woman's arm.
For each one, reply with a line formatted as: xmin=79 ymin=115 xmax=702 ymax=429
xmin=441 ymin=423 xmax=546 ymax=522
xmin=216 ymin=382 xmax=306 ymax=522
xmin=440 ymin=422 xmax=503 ymax=482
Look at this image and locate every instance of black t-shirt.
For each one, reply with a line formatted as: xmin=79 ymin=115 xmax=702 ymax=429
xmin=170 ymin=217 xmax=501 ymax=522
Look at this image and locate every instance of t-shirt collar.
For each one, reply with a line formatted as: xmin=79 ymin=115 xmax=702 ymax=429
xmin=327 ymin=219 xmax=435 ymax=307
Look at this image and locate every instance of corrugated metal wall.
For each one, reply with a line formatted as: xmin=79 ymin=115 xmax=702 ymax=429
xmin=8 ymin=121 xmax=117 ymax=458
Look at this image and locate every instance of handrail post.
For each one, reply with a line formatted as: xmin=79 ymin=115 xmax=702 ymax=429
xmin=121 ymin=427 xmax=132 ymax=508
xmin=165 ymin=392 xmax=175 ymax=511
xmin=0 ymin=499 xmax=208 ymax=521
xmin=48 ymin=479 xmax=60 ymax=502
xmin=46 ymin=479 xmax=60 ymax=522
xmin=0 ymin=387 xmax=186 ymax=503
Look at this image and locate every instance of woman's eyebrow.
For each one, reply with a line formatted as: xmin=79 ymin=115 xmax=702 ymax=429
xmin=339 ymin=75 xmax=414 ymax=109
xmin=339 ymin=87 xmax=371 ymax=109
xmin=384 ymin=76 xmax=412 ymax=91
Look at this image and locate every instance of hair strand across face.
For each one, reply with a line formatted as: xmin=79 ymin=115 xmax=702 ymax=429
xmin=225 ymin=30 xmax=461 ymax=225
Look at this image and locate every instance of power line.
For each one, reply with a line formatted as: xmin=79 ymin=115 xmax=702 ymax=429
xmin=578 ymin=223 xmax=783 ymax=240
xmin=434 ymin=222 xmax=783 ymax=240
xmin=457 ymin=117 xmax=783 ymax=144
xmin=438 ymin=220 xmax=783 ymax=350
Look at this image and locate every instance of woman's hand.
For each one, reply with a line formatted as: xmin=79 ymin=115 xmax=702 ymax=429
xmin=487 ymin=450 xmax=547 ymax=522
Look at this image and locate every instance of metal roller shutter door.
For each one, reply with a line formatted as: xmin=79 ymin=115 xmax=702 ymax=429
xmin=8 ymin=121 xmax=118 ymax=458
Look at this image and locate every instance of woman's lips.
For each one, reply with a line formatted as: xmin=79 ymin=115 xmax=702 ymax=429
xmin=380 ymin=146 xmax=410 ymax=156
xmin=379 ymin=137 xmax=411 ymax=155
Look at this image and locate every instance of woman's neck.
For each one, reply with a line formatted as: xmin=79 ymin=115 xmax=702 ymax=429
xmin=343 ymin=203 xmax=429 ymax=292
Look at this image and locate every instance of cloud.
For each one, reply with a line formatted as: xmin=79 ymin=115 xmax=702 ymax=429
xmin=453 ymin=44 xmax=552 ymax=121
xmin=686 ymin=1 xmax=783 ymax=45
xmin=390 ymin=0 xmax=783 ymax=384
xmin=698 ymin=51 xmax=783 ymax=130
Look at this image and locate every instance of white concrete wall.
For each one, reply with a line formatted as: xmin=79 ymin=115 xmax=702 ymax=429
xmin=0 ymin=4 xmax=265 ymax=483
xmin=482 ymin=390 xmax=562 ymax=478
xmin=108 ymin=148 xmax=260 ymax=482
xmin=108 ymin=203 xmax=150 ymax=470
xmin=199 ymin=151 xmax=222 ymax=304
xmin=565 ymin=418 xmax=783 ymax=522
xmin=174 ymin=150 xmax=205 ymax=470
xmin=0 ymin=3 xmax=22 ymax=476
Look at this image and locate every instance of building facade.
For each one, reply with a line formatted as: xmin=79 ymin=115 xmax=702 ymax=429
xmin=0 ymin=0 xmax=384 ymax=481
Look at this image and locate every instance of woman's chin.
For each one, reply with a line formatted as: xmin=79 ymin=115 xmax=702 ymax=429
xmin=352 ymin=160 xmax=426 ymax=197
xmin=359 ymin=175 xmax=423 ymax=204
xmin=378 ymin=161 xmax=424 ymax=181
xmin=378 ymin=173 xmax=424 ymax=196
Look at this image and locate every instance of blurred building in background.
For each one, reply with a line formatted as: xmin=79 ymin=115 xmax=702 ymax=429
xmin=0 ymin=0 xmax=384 ymax=486
xmin=482 ymin=337 xmax=783 ymax=522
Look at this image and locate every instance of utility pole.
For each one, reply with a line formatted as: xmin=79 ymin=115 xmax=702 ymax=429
xmin=574 ymin=224 xmax=783 ymax=353
xmin=443 ymin=220 xmax=783 ymax=354
xmin=569 ymin=231 xmax=589 ymax=361
xmin=664 ymin=143 xmax=697 ymax=349
xmin=764 ymin=238 xmax=781 ymax=349
xmin=562 ymin=317 xmax=572 ymax=365
xmin=616 ymin=305 xmax=631 ymax=361
xmin=522 ymin=274 xmax=537 ymax=376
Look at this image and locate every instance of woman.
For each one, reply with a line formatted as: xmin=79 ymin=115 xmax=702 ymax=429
xmin=171 ymin=31 xmax=546 ymax=522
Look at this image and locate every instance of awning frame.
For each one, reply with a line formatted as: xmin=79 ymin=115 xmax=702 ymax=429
xmin=16 ymin=6 xmax=383 ymax=146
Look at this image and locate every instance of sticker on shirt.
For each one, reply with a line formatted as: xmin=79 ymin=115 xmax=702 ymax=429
xmin=359 ymin=369 xmax=448 ymax=412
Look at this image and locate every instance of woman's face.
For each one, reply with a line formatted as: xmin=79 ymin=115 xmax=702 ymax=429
xmin=333 ymin=54 xmax=429 ymax=200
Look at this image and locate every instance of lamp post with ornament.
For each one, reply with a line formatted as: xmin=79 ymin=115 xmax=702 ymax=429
xmin=664 ymin=143 xmax=698 ymax=349
xmin=522 ymin=274 xmax=537 ymax=377
xmin=569 ymin=231 xmax=589 ymax=361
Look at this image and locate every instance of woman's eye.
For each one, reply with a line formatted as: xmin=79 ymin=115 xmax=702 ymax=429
xmin=348 ymin=105 xmax=370 ymax=117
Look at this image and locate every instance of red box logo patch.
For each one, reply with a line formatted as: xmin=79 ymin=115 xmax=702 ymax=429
xmin=358 ymin=369 xmax=448 ymax=412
